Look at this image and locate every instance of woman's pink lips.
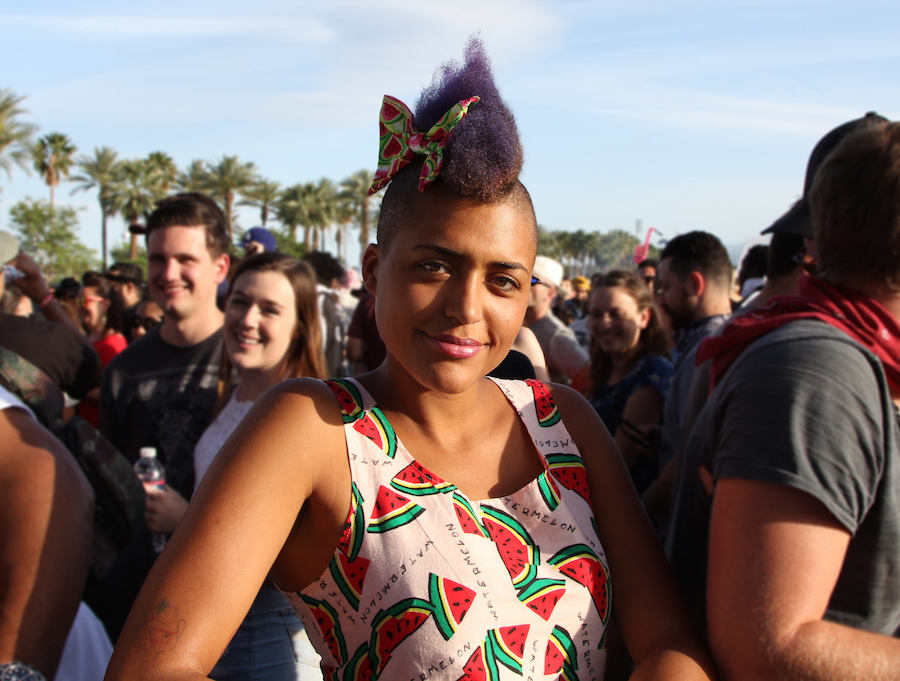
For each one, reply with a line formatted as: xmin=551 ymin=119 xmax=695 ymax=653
xmin=424 ymin=333 xmax=484 ymax=359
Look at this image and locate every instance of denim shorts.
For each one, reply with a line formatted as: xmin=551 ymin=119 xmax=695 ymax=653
xmin=212 ymin=587 xmax=322 ymax=681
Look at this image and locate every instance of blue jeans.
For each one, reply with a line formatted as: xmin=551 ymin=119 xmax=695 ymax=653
xmin=211 ymin=587 xmax=322 ymax=681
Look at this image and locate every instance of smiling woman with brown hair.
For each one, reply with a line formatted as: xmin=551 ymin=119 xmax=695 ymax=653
xmin=586 ymin=270 xmax=673 ymax=493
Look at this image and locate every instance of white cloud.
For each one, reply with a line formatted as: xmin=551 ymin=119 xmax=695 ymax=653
xmin=18 ymin=1 xmax=567 ymax=130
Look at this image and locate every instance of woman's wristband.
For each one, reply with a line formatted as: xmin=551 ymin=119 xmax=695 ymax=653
xmin=37 ymin=293 xmax=55 ymax=309
xmin=0 ymin=661 xmax=46 ymax=681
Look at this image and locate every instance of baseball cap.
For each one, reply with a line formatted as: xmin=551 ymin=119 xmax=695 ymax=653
xmin=240 ymin=227 xmax=277 ymax=252
xmin=572 ymin=275 xmax=590 ymax=290
xmin=763 ymin=112 xmax=889 ymax=238
xmin=532 ymin=255 xmax=564 ymax=289
xmin=0 ymin=230 xmax=20 ymax=264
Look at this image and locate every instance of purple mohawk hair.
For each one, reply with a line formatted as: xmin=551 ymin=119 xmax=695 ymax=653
xmin=375 ymin=37 xmax=534 ymax=249
xmin=415 ymin=36 xmax=523 ymax=201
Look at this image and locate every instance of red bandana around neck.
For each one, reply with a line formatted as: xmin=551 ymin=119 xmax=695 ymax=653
xmin=697 ymin=275 xmax=900 ymax=392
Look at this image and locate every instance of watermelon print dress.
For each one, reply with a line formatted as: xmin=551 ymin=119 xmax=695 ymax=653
xmin=280 ymin=377 xmax=611 ymax=681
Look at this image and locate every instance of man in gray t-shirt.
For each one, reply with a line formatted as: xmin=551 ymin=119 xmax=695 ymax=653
xmin=669 ymin=322 xmax=900 ymax=637
xmin=673 ymin=117 xmax=900 ymax=679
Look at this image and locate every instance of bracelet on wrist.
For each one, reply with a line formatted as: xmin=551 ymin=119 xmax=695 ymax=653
xmin=37 ymin=293 xmax=55 ymax=309
xmin=0 ymin=661 xmax=47 ymax=681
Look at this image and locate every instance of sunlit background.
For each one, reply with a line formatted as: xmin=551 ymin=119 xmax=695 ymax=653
xmin=3 ymin=0 xmax=899 ymax=267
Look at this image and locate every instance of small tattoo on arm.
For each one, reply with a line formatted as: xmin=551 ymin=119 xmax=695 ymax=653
xmin=142 ymin=597 xmax=187 ymax=654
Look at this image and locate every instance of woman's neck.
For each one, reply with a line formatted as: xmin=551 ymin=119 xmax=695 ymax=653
xmin=235 ymin=366 xmax=285 ymax=402
xmin=607 ymin=345 xmax=642 ymax=385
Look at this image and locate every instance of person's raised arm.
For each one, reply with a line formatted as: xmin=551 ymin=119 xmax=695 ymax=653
xmin=552 ymin=385 xmax=716 ymax=680
xmin=105 ymin=378 xmax=349 ymax=681
xmin=0 ymin=407 xmax=94 ymax=679
xmin=12 ymin=252 xmax=90 ymax=346
xmin=708 ymin=479 xmax=900 ymax=680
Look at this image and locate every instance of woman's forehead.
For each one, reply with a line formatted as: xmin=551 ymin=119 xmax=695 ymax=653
xmin=394 ymin=194 xmax=536 ymax=257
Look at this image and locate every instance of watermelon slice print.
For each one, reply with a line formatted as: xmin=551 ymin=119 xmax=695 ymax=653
xmin=546 ymin=453 xmax=592 ymax=507
xmin=368 ymin=597 xmax=433 ymax=674
xmin=353 ymin=407 xmax=397 ymax=459
xmin=300 ymin=594 xmax=348 ymax=666
xmin=428 ymin=574 xmax=476 ymax=640
xmin=329 ymin=550 xmax=370 ymax=612
xmin=326 ymin=379 xmax=365 ymax=423
xmin=480 ymin=505 xmax=538 ymax=588
xmin=545 ymin=625 xmax=578 ymax=677
xmin=453 ymin=492 xmax=486 ymax=538
xmin=525 ymin=378 xmax=562 ymax=427
xmin=366 ymin=486 xmax=425 ymax=534
xmin=391 ymin=461 xmax=457 ymax=496
xmin=537 ymin=470 xmax=561 ymax=512
xmin=383 ymin=136 xmax=402 ymax=158
xmin=517 ymin=577 xmax=566 ymax=621
xmin=549 ymin=544 xmax=611 ymax=623
xmin=337 ymin=483 xmax=365 ymax=561
xmin=456 ymin=644 xmax=489 ymax=681
xmin=342 ymin=642 xmax=373 ymax=681
xmin=486 ymin=625 xmax=530 ymax=675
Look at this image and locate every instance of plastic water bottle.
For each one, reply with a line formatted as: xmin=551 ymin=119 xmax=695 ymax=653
xmin=134 ymin=447 xmax=167 ymax=553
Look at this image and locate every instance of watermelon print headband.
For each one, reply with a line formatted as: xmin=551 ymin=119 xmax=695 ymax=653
xmin=369 ymin=94 xmax=480 ymax=195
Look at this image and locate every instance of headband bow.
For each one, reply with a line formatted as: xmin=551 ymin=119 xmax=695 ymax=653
xmin=369 ymin=94 xmax=480 ymax=195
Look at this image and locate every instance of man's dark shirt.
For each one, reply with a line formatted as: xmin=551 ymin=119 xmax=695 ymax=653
xmin=100 ymin=325 xmax=222 ymax=498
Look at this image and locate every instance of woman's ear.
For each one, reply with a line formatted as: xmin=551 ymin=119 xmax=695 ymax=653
xmin=637 ymin=305 xmax=651 ymax=330
xmin=361 ymin=243 xmax=382 ymax=296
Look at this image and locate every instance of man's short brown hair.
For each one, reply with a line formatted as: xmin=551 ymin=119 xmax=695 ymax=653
xmin=145 ymin=193 xmax=230 ymax=257
xmin=811 ymin=121 xmax=900 ymax=292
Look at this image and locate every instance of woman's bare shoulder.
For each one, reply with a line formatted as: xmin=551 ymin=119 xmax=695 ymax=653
xmin=201 ymin=377 xmax=348 ymax=500
xmin=241 ymin=377 xmax=343 ymax=435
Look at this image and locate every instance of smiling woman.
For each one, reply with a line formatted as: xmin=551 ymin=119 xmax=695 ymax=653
xmin=106 ymin=38 xmax=715 ymax=681
xmin=586 ymin=270 xmax=673 ymax=493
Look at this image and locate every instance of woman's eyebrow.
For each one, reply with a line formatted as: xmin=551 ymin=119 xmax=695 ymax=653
xmin=412 ymin=244 xmax=528 ymax=271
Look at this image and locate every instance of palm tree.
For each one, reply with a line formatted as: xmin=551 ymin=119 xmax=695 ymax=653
xmin=204 ymin=155 xmax=257 ymax=241
xmin=71 ymin=146 xmax=120 ymax=270
xmin=238 ymin=178 xmax=282 ymax=228
xmin=334 ymin=191 xmax=356 ymax=263
xmin=177 ymin=159 xmax=209 ymax=192
xmin=340 ymin=169 xmax=379 ymax=254
xmin=146 ymin=151 xmax=178 ymax=194
xmin=112 ymin=159 xmax=166 ymax=260
xmin=0 ymin=87 xmax=38 ymax=199
xmin=275 ymin=183 xmax=313 ymax=245
xmin=309 ymin=178 xmax=338 ymax=253
xmin=32 ymin=132 xmax=77 ymax=211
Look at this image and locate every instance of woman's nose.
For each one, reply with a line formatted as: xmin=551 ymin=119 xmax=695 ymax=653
xmin=445 ymin=275 xmax=483 ymax=325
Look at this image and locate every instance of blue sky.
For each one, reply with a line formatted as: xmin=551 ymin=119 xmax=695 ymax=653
xmin=2 ymin=0 xmax=899 ymax=267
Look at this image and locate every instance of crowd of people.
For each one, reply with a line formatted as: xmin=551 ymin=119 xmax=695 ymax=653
xmin=1 ymin=38 xmax=898 ymax=681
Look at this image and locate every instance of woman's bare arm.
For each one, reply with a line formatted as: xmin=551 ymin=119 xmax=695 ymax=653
xmin=105 ymin=379 xmax=350 ymax=680
xmin=0 ymin=408 xmax=94 ymax=679
xmin=613 ymin=385 xmax=664 ymax=468
xmin=552 ymin=384 xmax=716 ymax=681
xmin=511 ymin=326 xmax=550 ymax=383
